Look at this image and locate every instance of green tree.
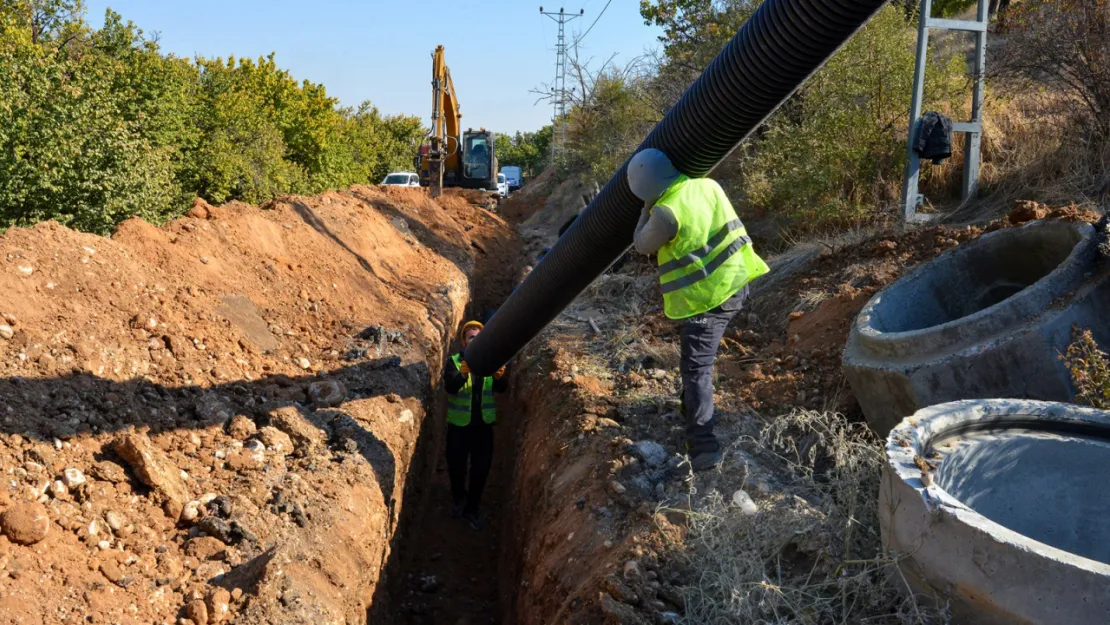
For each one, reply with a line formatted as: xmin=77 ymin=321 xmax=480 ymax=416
xmin=641 ymin=0 xmax=964 ymax=231
xmin=0 ymin=2 xmax=425 ymax=234
xmin=495 ymin=126 xmax=552 ymax=178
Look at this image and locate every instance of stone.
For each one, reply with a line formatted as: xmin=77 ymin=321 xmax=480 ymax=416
xmin=226 ymin=415 xmax=256 ymax=440
xmin=1 ymin=503 xmax=50 ymax=545
xmin=268 ymin=405 xmax=325 ymax=457
xmin=0 ymin=324 xmax=12 ymax=340
xmin=600 ymin=592 xmax=647 ymax=624
xmin=62 ymin=467 xmax=86 ymax=489
xmin=89 ymin=461 xmax=129 ymax=484
xmin=186 ymin=599 xmax=209 ymax=625
xmin=185 ymin=536 xmax=227 ymax=561
xmin=181 ymin=501 xmax=202 ymax=523
xmin=99 ymin=559 xmax=132 ymax=587
xmin=207 ymin=588 xmax=232 ymax=623
xmin=609 ymin=480 xmax=627 ymax=495
xmin=50 ymin=480 xmax=68 ymax=498
xmin=105 ymin=511 xmax=125 ymax=532
xmin=623 ymin=560 xmax=642 ymax=580
xmin=732 ymin=490 xmax=759 ymax=515
xmin=257 ymin=427 xmax=293 ymax=456
xmin=197 ymin=517 xmax=233 ymax=544
xmin=307 ymin=379 xmax=347 ymax=408
xmin=112 ymin=432 xmax=190 ymax=519
xmin=631 ymin=441 xmax=668 ymax=468
xmin=296 ymin=357 xmax=311 ymax=370
xmin=187 ymin=198 xmax=211 ymax=219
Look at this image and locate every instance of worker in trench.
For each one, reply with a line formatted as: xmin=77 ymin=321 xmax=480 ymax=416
xmin=627 ymin=148 xmax=770 ymax=471
xmin=444 ymin=320 xmax=508 ymax=530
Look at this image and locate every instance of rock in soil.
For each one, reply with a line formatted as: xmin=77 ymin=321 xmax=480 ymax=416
xmin=0 ymin=502 xmax=50 ymax=545
xmin=308 ymin=379 xmax=347 ymax=408
xmin=631 ymin=441 xmax=668 ymax=468
xmin=268 ymin=405 xmax=326 ymax=456
xmin=112 ymin=431 xmax=190 ymax=519
xmin=227 ymin=415 xmax=257 ymax=440
xmin=186 ymin=598 xmax=209 ymax=625
xmin=600 ymin=592 xmax=648 ymax=624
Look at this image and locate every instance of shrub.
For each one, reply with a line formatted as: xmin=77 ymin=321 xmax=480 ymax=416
xmin=1063 ymin=328 xmax=1110 ymax=410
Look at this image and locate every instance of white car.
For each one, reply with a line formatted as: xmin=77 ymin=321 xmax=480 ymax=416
xmin=496 ymin=173 xmax=508 ymax=197
xmin=381 ymin=172 xmax=420 ymax=187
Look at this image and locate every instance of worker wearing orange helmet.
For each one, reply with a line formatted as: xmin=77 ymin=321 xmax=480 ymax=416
xmin=444 ymin=320 xmax=508 ymax=531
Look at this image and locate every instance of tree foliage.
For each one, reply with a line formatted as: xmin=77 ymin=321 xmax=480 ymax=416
xmin=638 ymin=0 xmax=964 ymax=231
xmin=495 ymin=126 xmax=552 ymax=178
xmin=0 ymin=2 xmax=424 ymax=234
xmin=993 ymin=0 xmax=1110 ymax=139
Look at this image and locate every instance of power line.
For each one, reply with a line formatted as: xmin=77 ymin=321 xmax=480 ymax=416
xmin=540 ymin=7 xmax=585 ymax=158
xmin=574 ymin=0 xmax=613 ymax=45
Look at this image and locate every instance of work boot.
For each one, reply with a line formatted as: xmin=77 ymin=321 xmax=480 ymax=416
xmin=689 ymin=450 xmax=722 ymax=472
xmin=450 ymin=498 xmax=466 ymax=518
xmin=462 ymin=510 xmax=484 ymax=532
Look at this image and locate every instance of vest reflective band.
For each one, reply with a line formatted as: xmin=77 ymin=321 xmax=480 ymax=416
xmin=655 ymin=176 xmax=770 ymax=320
xmin=448 ymin=353 xmax=496 ymax=426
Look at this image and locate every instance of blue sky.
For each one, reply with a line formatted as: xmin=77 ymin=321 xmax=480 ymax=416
xmin=83 ymin=0 xmax=663 ymax=133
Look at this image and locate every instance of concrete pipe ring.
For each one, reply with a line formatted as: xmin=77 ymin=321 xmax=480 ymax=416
xmin=842 ymin=220 xmax=1110 ymax=433
xmin=881 ymin=399 xmax=1110 ymax=625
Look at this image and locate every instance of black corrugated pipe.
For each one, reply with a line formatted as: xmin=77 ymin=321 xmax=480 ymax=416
xmin=465 ymin=0 xmax=889 ymax=376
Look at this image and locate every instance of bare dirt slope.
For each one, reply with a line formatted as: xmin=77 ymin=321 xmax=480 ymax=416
xmin=0 ymin=186 xmax=512 ymax=624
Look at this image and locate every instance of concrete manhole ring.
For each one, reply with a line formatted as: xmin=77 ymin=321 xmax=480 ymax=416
xmin=843 ymin=220 xmax=1110 ymax=433
xmin=881 ymin=399 xmax=1110 ymax=625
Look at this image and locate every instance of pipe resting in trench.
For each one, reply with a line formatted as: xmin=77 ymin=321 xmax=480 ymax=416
xmin=465 ymin=0 xmax=889 ymax=376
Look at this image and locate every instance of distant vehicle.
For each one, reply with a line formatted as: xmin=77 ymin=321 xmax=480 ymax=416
xmin=501 ymin=166 xmax=523 ymax=191
xmin=381 ymin=172 xmax=420 ymax=187
xmin=497 ymin=173 xmax=508 ymax=197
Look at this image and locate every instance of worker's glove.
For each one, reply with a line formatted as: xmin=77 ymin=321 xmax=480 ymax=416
xmin=494 ymin=366 xmax=507 ymax=380
xmin=458 ymin=361 xmax=470 ymax=375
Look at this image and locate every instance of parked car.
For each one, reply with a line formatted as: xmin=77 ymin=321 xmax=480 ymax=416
xmin=501 ymin=166 xmax=523 ymax=191
xmin=497 ymin=173 xmax=509 ymax=197
xmin=381 ymin=172 xmax=420 ymax=187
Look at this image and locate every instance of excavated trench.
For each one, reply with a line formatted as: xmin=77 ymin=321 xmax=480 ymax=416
xmin=370 ymin=204 xmax=527 ymax=624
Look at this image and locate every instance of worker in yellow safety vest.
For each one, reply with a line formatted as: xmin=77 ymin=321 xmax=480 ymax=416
xmin=444 ymin=320 xmax=508 ymax=530
xmin=627 ymin=148 xmax=770 ymax=471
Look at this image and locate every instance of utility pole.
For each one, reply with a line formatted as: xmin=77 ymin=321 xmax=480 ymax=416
xmin=540 ymin=6 xmax=583 ymax=161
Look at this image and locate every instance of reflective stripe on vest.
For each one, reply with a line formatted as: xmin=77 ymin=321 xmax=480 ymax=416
xmin=448 ymin=353 xmax=496 ymax=426
xmin=655 ymin=177 xmax=769 ymax=319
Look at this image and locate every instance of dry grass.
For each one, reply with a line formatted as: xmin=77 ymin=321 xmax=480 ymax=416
xmin=931 ymin=90 xmax=1110 ymax=224
xmin=1063 ymin=327 xmax=1110 ymax=410
xmin=666 ymin=410 xmax=949 ymax=625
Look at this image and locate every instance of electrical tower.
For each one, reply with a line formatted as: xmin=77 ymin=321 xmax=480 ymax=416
xmin=540 ymin=6 xmax=584 ymax=160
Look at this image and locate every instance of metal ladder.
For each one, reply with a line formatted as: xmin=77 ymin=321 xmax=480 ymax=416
xmin=901 ymin=0 xmax=989 ymax=223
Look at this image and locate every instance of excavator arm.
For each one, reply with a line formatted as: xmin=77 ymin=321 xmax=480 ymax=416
xmin=425 ymin=45 xmax=462 ymax=197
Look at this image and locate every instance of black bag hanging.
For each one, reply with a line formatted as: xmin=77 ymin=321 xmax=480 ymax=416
xmin=914 ymin=111 xmax=954 ymax=164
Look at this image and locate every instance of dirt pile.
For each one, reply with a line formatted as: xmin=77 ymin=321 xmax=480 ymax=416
xmin=0 ymin=186 xmax=512 ymax=624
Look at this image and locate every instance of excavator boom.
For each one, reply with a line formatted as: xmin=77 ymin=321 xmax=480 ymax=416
xmin=419 ymin=45 xmax=498 ymax=196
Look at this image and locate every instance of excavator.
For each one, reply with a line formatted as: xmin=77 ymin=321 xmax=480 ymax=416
xmin=416 ymin=45 xmax=498 ymax=197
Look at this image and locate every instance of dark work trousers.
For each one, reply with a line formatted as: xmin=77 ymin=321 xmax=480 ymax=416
xmin=679 ymin=288 xmax=747 ymax=455
xmin=445 ymin=420 xmax=494 ymax=514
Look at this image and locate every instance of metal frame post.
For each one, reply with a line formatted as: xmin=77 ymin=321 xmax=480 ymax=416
xmin=901 ymin=0 xmax=989 ymax=223
xmin=901 ymin=0 xmax=933 ymax=223
xmin=962 ymin=0 xmax=989 ymax=201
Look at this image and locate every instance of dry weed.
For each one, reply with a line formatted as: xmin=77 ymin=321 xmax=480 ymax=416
xmin=670 ymin=410 xmax=948 ymax=624
xmin=1063 ymin=327 xmax=1110 ymax=410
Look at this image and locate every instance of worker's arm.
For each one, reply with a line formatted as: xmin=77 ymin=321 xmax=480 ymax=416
xmin=633 ymin=204 xmax=679 ymax=255
xmin=444 ymin=356 xmax=468 ymax=394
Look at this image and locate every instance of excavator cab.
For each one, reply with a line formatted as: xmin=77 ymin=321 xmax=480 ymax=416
xmin=460 ymin=129 xmax=497 ymax=190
